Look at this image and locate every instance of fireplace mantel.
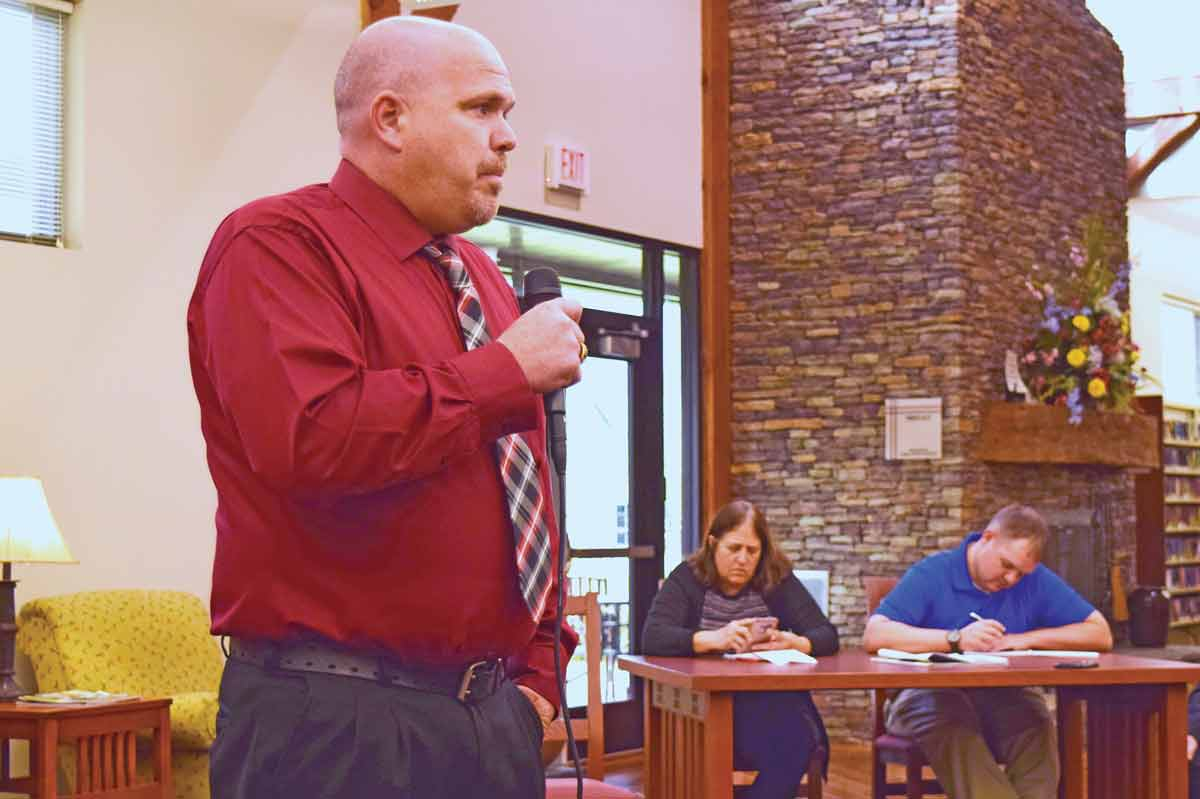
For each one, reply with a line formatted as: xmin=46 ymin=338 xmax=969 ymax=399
xmin=975 ymin=402 xmax=1160 ymax=469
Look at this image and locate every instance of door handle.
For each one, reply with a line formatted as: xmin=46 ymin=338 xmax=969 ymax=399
xmin=592 ymin=324 xmax=650 ymax=360
xmin=569 ymin=545 xmax=657 ymax=560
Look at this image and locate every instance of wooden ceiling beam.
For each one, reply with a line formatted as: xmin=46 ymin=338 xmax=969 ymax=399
xmin=360 ymin=0 xmax=459 ymax=28
xmin=1127 ymin=113 xmax=1200 ymax=193
xmin=700 ymin=0 xmax=732 ymax=522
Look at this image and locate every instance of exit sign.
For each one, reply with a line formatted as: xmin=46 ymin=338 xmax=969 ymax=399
xmin=544 ymin=141 xmax=590 ymax=194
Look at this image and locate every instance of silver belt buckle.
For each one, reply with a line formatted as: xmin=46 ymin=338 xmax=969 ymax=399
xmin=456 ymin=660 xmax=490 ymax=702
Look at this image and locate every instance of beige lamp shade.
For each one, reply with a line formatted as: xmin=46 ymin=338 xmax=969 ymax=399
xmin=0 ymin=478 xmax=75 ymax=564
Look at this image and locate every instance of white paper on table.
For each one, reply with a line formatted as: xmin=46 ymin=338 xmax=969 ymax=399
xmin=723 ymin=649 xmax=817 ymax=665
xmin=993 ymin=649 xmax=1100 ymax=658
xmin=875 ymin=648 xmax=1008 ymax=666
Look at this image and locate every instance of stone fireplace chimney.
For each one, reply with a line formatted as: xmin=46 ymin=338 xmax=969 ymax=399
xmin=727 ymin=0 xmax=1130 ymax=737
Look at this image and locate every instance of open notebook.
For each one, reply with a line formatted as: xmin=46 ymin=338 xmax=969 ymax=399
xmin=874 ymin=648 xmax=1008 ymax=666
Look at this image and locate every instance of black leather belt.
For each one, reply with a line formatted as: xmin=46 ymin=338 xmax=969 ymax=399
xmin=227 ymin=637 xmax=505 ymax=704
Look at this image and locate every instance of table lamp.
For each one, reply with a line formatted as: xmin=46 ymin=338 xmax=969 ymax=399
xmin=0 ymin=477 xmax=75 ymax=701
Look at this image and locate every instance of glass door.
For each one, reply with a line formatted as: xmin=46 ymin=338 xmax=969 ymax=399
xmin=561 ymin=307 xmax=662 ymax=751
xmin=466 ymin=210 xmax=697 ymax=753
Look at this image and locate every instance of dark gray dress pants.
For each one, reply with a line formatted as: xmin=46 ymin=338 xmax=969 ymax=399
xmin=211 ymin=657 xmax=546 ymax=799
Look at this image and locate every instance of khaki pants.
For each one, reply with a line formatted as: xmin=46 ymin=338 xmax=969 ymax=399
xmin=885 ymin=687 xmax=1058 ymax=799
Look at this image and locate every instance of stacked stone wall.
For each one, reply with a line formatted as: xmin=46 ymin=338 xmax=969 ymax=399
xmin=727 ymin=0 xmax=1127 ymax=739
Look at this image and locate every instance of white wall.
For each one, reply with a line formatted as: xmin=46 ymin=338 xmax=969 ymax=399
xmin=458 ymin=2 xmax=702 ymax=247
xmin=1129 ymin=197 xmax=1200 ymax=400
xmin=1 ymin=0 xmax=355 ymax=608
xmin=0 ymin=0 xmax=701 ymax=613
xmin=1087 ymin=0 xmax=1200 ymax=406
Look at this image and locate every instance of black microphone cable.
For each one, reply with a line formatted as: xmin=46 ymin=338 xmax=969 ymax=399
xmin=521 ymin=267 xmax=583 ymax=799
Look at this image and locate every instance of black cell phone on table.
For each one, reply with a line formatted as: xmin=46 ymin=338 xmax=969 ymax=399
xmin=1054 ymin=660 xmax=1099 ymax=669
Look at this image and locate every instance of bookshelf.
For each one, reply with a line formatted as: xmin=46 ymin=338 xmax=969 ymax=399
xmin=1163 ymin=403 xmax=1200 ymax=628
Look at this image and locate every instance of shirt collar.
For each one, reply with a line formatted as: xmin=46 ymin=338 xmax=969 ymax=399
xmin=329 ymin=159 xmax=434 ymax=262
xmin=951 ymin=531 xmax=984 ymax=593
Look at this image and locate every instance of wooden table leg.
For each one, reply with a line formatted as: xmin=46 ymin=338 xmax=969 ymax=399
xmin=644 ymin=680 xmax=662 ymax=799
xmin=702 ymin=693 xmax=733 ymax=799
xmin=36 ymin=719 xmax=57 ymax=799
xmin=154 ymin=705 xmax=173 ymax=799
xmin=1160 ymin=682 xmax=1188 ymax=799
xmin=1056 ymin=687 xmax=1085 ymax=799
xmin=648 ymin=681 xmax=731 ymax=799
xmin=1085 ymin=685 xmax=1169 ymax=799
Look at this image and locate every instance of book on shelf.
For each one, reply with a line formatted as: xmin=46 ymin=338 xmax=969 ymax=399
xmin=18 ymin=689 xmax=139 ymax=705
xmin=873 ymin=648 xmax=1008 ymax=666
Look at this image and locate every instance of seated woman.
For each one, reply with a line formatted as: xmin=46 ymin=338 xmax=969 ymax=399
xmin=642 ymin=499 xmax=838 ymax=799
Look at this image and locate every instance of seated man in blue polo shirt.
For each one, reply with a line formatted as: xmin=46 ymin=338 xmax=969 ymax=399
xmin=862 ymin=504 xmax=1113 ymax=799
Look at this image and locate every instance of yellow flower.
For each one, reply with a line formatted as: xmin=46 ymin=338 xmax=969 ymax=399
xmin=1067 ymin=348 xmax=1087 ymax=368
xmin=1121 ymin=313 xmax=1130 ymax=335
xmin=1131 ymin=348 xmax=1140 ymax=363
xmin=1088 ymin=378 xmax=1107 ymax=398
xmin=1072 ymin=314 xmax=1091 ymax=332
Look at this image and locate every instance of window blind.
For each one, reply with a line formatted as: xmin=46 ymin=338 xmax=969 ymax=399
xmin=0 ymin=0 xmax=67 ymax=245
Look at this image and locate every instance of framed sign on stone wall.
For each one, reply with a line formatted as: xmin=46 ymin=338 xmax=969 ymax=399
xmin=884 ymin=397 xmax=943 ymax=460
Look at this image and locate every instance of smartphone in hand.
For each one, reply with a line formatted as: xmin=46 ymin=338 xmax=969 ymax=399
xmin=748 ymin=616 xmax=780 ymax=645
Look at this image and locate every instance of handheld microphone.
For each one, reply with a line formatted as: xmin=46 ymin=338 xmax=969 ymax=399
xmin=520 ymin=266 xmax=563 ymax=312
xmin=520 ymin=268 xmax=567 ymax=473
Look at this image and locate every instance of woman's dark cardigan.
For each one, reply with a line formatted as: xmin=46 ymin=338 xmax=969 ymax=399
xmin=641 ymin=563 xmax=839 ymax=771
xmin=642 ymin=563 xmax=839 ymax=657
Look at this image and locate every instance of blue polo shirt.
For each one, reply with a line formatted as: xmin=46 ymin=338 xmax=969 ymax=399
xmin=876 ymin=532 xmax=1095 ymax=634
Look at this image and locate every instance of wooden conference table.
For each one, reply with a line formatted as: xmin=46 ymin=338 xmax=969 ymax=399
xmin=619 ymin=651 xmax=1200 ymax=799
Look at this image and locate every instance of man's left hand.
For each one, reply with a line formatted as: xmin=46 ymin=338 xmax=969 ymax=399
xmin=517 ymin=685 xmax=555 ymax=731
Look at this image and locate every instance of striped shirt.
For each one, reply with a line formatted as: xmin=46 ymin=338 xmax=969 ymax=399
xmin=699 ymin=587 xmax=771 ymax=630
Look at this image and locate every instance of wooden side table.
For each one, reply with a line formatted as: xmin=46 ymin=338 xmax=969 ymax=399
xmin=0 ymin=698 xmax=172 ymax=798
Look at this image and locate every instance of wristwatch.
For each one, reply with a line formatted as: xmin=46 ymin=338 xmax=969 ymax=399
xmin=947 ymin=628 xmax=962 ymax=654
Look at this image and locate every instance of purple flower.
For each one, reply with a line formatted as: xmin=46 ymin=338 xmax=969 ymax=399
xmin=1069 ymin=246 xmax=1085 ymax=269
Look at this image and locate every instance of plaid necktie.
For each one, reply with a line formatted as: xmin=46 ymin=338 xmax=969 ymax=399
xmin=423 ymin=239 xmax=554 ymax=621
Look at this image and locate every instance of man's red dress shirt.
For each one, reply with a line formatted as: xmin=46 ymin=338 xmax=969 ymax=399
xmin=187 ymin=159 xmax=575 ymax=703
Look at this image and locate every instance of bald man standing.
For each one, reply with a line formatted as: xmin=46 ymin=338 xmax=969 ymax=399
xmin=187 ymin=17 xmax=583 ymax=799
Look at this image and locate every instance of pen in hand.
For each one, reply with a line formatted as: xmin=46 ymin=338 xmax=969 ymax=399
xmin=969 ymin=611 xmax=1005 ymax=629
xmin=968 ymin=611 xmax=1007 ymax=651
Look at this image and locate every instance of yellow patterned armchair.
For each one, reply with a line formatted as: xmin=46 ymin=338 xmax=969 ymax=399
xmin=17 ymin=590 xmax=224 ymax=799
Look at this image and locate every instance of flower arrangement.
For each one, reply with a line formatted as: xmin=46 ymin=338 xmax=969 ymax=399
xmin=1020 ymin=219 xmax=1141 ymax=425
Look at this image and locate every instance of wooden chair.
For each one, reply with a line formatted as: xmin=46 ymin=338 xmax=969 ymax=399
xmin=864 ymin=576 xmax=944 ymax=799
xmin=544 ymin=592 xmax=640 ymax=799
